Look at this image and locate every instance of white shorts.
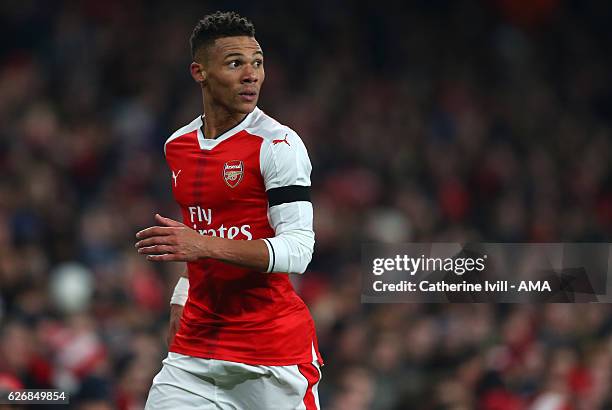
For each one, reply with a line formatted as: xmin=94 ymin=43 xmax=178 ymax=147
xmin=145 ymin=352 xmax=322 ymax=410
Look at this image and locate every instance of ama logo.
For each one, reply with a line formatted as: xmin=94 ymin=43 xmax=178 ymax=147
xmin=223 ymin=160 xmax=244 ymax=188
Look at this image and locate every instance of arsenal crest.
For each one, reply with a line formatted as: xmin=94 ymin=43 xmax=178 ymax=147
xmin=223 ymin=160 xmax=244 ymax=188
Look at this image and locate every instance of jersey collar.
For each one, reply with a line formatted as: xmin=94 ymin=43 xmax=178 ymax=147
xmin=196 ymin=107 xmax=261 ymax=151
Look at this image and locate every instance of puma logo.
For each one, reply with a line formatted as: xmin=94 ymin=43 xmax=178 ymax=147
xmin=272 ymin=134 xmax=290 ymax=146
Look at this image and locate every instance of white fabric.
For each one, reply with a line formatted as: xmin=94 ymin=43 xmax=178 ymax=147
xmin=170 ymin=276 xmax=189 ymax=306
xmin=265 ymin=202 xmax=314 ymax=274
xmin=262 ymin=238 xmax=275 ymax=273
xmin=254 ymin=111 xmax=314 ymax=274
xmin=258 ymin=126 xmax=312 ymax=190
xmin=196 ymin=108 xmax=260 ymax=151
xmin=164 ymin=116 xmax=200 ymax=156
xmin=145 ymin=352 xmax=321 ymax=410
xmin=164 ymin=107 xmax=262 ymax=154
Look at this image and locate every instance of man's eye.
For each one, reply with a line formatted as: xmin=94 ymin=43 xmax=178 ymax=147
xmin=254 ymin=60 xmax=263 ymax=68
xmin=229 ymin=60 xmax=241 ymax=68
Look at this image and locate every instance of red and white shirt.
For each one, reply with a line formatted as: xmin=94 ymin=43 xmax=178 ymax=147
xmin=164 ymin=107 xmax=322 ymax=366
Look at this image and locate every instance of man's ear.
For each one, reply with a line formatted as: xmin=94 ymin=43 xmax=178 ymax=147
xmin=190 ymin=62 xmax=206 ymax=84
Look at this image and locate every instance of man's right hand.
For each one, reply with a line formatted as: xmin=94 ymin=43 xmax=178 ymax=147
xmin=168 ymin=303 xmax=184 ymax=346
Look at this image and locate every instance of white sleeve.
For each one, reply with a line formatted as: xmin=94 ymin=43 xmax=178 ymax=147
xmin=260 ymin=128 xmax=314 ymax=274
xmin=170 ymin=276 xmax=189 ymax=306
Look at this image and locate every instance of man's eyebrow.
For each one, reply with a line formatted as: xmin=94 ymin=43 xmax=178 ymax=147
xmin=224 ymin=51 xmax=264 ymax=59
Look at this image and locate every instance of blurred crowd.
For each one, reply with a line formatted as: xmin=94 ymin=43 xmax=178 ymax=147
xmin=1 ymin=0 xmax=611 ymax=409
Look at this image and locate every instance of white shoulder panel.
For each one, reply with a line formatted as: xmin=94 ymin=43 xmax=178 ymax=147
xmin=249 ymin=111 xmax=312 ymax=191
xmin=163 ymin=116 xmax=202 ymax=156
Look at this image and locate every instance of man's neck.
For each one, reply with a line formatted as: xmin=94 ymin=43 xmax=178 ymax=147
xmin=201 ymin=102 xmax=249 ymax=139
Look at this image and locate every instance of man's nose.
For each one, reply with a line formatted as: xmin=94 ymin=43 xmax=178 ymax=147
xmin=241 ymin=65 xmax=258 ymax=83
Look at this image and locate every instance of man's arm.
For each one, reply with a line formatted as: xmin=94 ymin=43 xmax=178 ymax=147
xmin=135 ymin=214 xmax=270 ymax=271
xmin=168 ymin=270 xmax=188 ymax=346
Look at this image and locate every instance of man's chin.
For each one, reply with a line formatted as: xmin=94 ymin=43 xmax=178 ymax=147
xmin=236 ymin=101 xmax=258 ymax=114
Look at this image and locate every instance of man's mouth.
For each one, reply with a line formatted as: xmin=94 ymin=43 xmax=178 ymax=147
xmin=238 ymin=91 xmax=257 ymax=101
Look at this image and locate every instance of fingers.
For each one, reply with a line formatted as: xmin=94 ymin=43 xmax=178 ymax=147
xmin=136 ymin=226 xmax=174 ymax=239
xmin=135 ymin=215 xmax=195 ymax=263
xmin=137 ymin=245 xmax=175 ymax=255
xmin=146 ymin=253 xmax=183 ymax=262
xmin=135 ymin=236 xmax=177 ymax=248
xmin=155 ymin=214 xmax=185 ymax=228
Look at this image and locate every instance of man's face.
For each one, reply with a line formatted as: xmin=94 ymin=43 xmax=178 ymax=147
xmin=198 ymin=36 xmax=264 ymax=115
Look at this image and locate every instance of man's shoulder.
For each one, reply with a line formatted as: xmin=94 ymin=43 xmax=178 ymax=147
xmin=247 ymin=109 xmax=302 ymax=145
xmin=164 ymin=116 xmax=201 ymax=153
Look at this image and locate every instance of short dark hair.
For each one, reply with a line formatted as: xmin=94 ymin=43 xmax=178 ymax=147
xmin=190 ymin=11 xmax=256 ymax=60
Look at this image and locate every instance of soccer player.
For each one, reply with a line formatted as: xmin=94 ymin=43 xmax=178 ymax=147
xmin=135 ymin=11 xmax=323 ymax=410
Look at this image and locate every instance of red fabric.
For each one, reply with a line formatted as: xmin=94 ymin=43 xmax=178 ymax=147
xmin=166 ymin=126 xmax=322 ymax=366
xmin=479 ymin=389 xmax=525 ymax=410
xmin=567 ymin=366 xmax=592 ymax=396
xmin=29 ymin=355 xmax=53 ymax=387
xmin=439 ymin=178 xmax=470 ymax=222
xmin=298 ymin=363 xmax=320 ymax=410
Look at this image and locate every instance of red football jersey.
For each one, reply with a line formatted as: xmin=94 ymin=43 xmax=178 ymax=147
xmin=164 ymin=107 xmax=323 ymax=366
